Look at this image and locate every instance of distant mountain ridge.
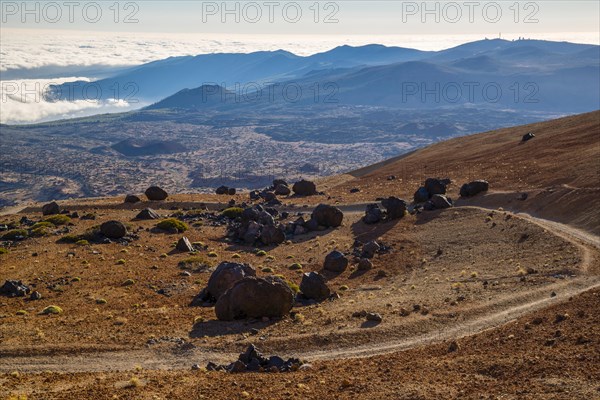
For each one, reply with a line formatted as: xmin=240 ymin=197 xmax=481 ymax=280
xmin=50 ymin=38 xmax=599 ymax=110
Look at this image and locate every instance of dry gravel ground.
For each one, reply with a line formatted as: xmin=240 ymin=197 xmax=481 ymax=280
xmin=1 ymin=111 xmax=599 ymax=399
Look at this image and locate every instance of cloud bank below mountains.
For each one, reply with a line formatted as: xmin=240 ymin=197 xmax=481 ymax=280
xmin=1 ymin=29 xmax=598 ymax=124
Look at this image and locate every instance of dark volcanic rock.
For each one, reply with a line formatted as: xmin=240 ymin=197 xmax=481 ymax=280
xmin=215 ymin=276 xmax=294 ymax=320
xmin=460 ymin=180 xmax=489 ymax=197
xmin=0 ymin=280 xmax=31 ymax=297
xmin=413 ymin=187 xmax=430 ymax=203
xmin=300 ymin=271 xmax=331 ymax=301
xmin=124 ymin=194 xmax=141 ymax=204
xmin=259 ymin=225 xmax=286 ymax=246
xmin=382 ymin=196 xmax=407 ymax=219
xmin=206 ymin=262 xmax=256 ymax=301
xmin=292 ymin=179 xmax=317 ymax=196
xmin=323 ymin=250 xmax=348 ymax=273
xmin=100 ymin=220 xmax=127 ymax=239
xmin=424 ymin=178 xmax=447 ymax=196
xmin=207 ymin=344 xmax=303 ymax=373
xmin=311 ymin=204 xmax=343 ymax=228
xmin=362 ymin=241 xmax=380 ymax=259
xmin=135 ymin=208 xmax=160 ymax=220
xmin=145 ymin=186 xmax=168 ymax=201
xmin=430 ymin=194 xmax=453 ymax=209
xmin=42 ymin=201 xmax=60 ymax=216
xmin=176 ymin=237 xmax=194 ymax=252
xmin=274 ymin=184 xmax=291 ymax=196
xmin=363 ymin=204 xmax=383 ymax=224
xmin=522 ymin=132 xmax=535 ymax=142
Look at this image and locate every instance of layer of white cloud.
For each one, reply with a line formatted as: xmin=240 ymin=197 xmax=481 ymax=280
xmin=0 ymin=77 xmax=144 ymax=124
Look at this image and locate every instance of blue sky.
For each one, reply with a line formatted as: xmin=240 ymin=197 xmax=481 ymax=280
xmin=2 ymin=1 xmax=599 ymax=37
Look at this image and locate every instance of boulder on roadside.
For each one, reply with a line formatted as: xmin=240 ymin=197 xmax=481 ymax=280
xmin=460 ymin=180 xmax=489 ymax=197
xmin=145 ymin=186 xmax=168 ymax=201
xmin=430 ymin=194 xmax=453 ymax=209
xmin=135 ymin=208 xmax=160 ymax=220
xmin=216 ymin=186 xmax=229 ymax=195
xmin=124 ymin=194 xmax=141 ymax=204
xmin=42 ymin=201 xmax=60 ymax=216
xmin=206 ymin=262 xmax=257 ymax=301
xmin=382 ymin=196 xmax=407 ymax=219
xmin=323 ymin=250 xmax=348 ymax=273
xmin=215 ymin=276 xmax=294 ymax=320
xmin=300 ymin=272 xmax=331 ymax=302
xmin=424 ymin=178 xmax=448 ymax=196
xmin=292 ymin=180 xmax=317 ymax=196
xmin=100 ymin=220 xmax=127 ymax=239
xmin=413 ymin=187 xmax=429 ymax=203
xmin=363 ymin=204 xmax=383 ymax=224
xmin=311 ymin=204 xmax=343 ymax=228
xmin=0 ymin=280 xmax=30 ymax=297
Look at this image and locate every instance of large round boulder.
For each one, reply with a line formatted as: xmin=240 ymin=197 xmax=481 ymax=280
xmin=215 ymin=276 xmax=294 ymax=320
xmin=206 ymin=262 xmax=256 ymax=300
xmin=274 ymin=184 xmax=291 ymax=196
xmin=382 ymin=196 xmax=407 ymax=219
xmin=424 ymin=178 xmax=447 ymax=196
xmin=300 ymin=272 xmax=331 ymax=301
xmin=460 ymin=180 xmax=489 ymax=197
xmin=42 ymin=201 xmax=60 ymax=216
xmin=430 ymin=194 xmax=453 ymax=209
xmin=124 ymin=194 xmax=141 ymax=204
xmin=311 ymin=204 xmax=343 ymax=228
xmin=145 ymin=186 xmax=168 ymax=201
xmin=292 ymin=180 xmax=317 ymax=196
xmin=363 ymin=204 xmax=383 ymax=224
xmin=413 ymin=187 xmax=430 ymax=203
xmin=323 ymin=250 xmax=348 ymax=273
xmin=100 ymin=220 xmax=128 ymax=239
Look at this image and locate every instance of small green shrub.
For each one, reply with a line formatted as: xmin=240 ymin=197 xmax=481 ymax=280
xmin=76 ymin=239 xmax=89 ymax=246
xmin=16 ymin=310 xmax=28 ymax=315
xmin=255 ymin=250 xmax=267 ymax=257
xmin=30 ymin=227 xmax=50 ymax=237
xmin=156 ymin=218 xmax=188 ymax=233
xmin=221 ymin=207 xmax=243 ymax=219
xmin=41 ymin=305 xmax=63 ymax=315
xmin=44 ymin=215 xmax=71 ymax=226
xmin=232 ymin=253 xmax=241 ymax=259
xmin=207 ymin=251 xmax=218 ymax=258
xmin=289 ymin=263 xmax=303 ymax=270
xmin=178 ymin=256 xmax=212 ymax=272
xmin=32 ymin=221 xmax=54 ymax=229
xmin=96 ymin=298 xmax=107 ymax=304
xmin=58 ymin=234 xmax=82 ymax=243
xmin=122 ymin=279 xmax=135 ymax=286
xmin=286 ymin=280 xmax=300 ymax=293
xmin=0 ymin=248 xmax=9 ymax=254
xmin=261 ymin=267 xmax=274 ymax=273
xmin=116 ymin=259 xmax=126 ymax=265
xmin=2 ymin=229 xmax=28 ymax=240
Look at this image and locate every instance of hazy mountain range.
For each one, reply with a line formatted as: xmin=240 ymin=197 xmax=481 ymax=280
xmin=50 ymin=38 xmax=599 ymax=112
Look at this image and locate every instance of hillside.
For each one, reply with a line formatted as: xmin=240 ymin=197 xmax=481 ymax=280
xmin=319 ymin=110 xmax=600 ymax=234
xmin=1 ymin=112 xmax=599 ymax=399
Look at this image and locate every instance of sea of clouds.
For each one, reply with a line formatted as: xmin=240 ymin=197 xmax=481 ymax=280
xmin=1 ymin=29 xmax=598 ymax=124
